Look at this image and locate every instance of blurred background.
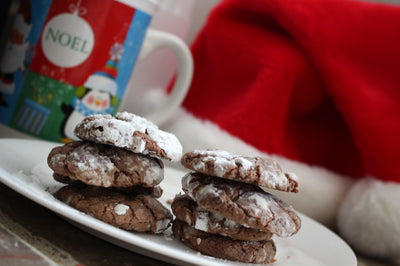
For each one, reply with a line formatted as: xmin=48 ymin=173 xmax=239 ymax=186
xmin=0 ymin=0 xmax=399 ymax=265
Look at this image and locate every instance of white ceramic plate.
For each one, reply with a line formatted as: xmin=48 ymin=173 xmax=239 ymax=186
xmin=0 ymin=138 xmax=357 ymax=266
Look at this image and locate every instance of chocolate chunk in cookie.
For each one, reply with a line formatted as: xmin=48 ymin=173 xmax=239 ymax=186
xmin=48 ymin=141 xmax=164 ymax=188
xmin=181 ymin=150 xmax=299 ymax=192
xmin=171 ymin=194 xmax=272 ymax=241
xmin=54 ymin=185 xmax=172 ymax=233
xmin=74 ymin=112 xmax=182 ymax=161
xmin=182 ymin=173 xmax=301 ymax=237
xmin=172 ymin=219 xmax=276 ymax=264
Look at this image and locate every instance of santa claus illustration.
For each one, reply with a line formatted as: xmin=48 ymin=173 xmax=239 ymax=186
xmin=0 ymin=0 xmax=32 ymax=106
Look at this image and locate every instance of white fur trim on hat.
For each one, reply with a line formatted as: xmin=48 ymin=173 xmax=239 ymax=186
xmin=338 ymin=178 xmax=400 ymax=262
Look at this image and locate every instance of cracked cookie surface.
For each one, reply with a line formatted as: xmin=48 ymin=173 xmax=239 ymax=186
xmin=47 ymin=141 xmax=164 ymax=188
xmin=74 ymin=112 xmax=182 ymax=161
xmin=54 ymin=185 xmax=172 ymax=233
xmin=181 ymin=150 xmax=299 ymax=192
xmin=172 ymin=219 xmax=276 ymax=264
xmin=182 ymin=173 xmax=301 ymax=237
xmin=171 ymin=194 xmax=272 ymax=241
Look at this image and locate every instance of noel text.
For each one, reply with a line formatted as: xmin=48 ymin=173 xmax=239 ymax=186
xmin=44 ymin=27 xmax=90 ymax=54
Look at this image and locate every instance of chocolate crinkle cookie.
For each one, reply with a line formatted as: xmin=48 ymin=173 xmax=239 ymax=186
xmin=171 ymin=194 xmax=272 ymax=241
xmin=172 ymin=219 xmax=276 ymax=264
xmin=74 ymin=112 xmax=182 ymax=161
xmin=55 ymin=186 xmax=172 ymax=233
xmin=171 ymin=149 xmax=302 ymax=263
xmin=181 ymin=149 xmax=299 ymax=192
xmin=181 ymin=172 xmax=301 ymax=237
xmin=47 ymin=112 xmax=180 ymax=234
xmin=48 ymin=141 xmax=164 ymax=188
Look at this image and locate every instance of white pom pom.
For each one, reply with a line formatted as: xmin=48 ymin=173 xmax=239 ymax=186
xmin=338 ymin=178 xmax=400 ymax=262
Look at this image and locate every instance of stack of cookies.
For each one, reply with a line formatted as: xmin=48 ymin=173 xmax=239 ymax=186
xmin=47 ymin=112 xmax=182 ymax=234
xmin=171 ymin=150 xmax=301 ymax=264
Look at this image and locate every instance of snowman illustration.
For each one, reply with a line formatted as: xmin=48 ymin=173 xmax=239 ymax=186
xmin=0 ymin=0 xmax=32 ymax=106
xmin=60 ymin=43 xmax=123 ymax=142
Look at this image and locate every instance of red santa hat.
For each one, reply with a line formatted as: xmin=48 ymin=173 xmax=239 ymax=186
xmin=160 ymin=0 xmax=400 ymax=262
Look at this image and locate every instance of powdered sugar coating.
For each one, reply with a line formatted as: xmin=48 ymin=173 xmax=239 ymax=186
xmin=155 ymin=219 xmax=171 ymax=233
xmin=181 ymin=150 xmax=299 ymax=192
xmin=47 ymin=141 xmax=164 ymax=188
xmin=74 ymin=112 xmax=182 ymax=161
xmin=70 ymin=144 xmax=116 ymax=187
xmin=181 ymin=173 xmax=301 ymax=237
xmin=114 ymin=204 xmax=130 ymax=215
xmin=195 ymin=212 xmax=209 ymax=232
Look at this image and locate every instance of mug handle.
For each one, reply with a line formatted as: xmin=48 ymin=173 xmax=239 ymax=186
xmin=136 ymin=28 xmax=193 ymax=125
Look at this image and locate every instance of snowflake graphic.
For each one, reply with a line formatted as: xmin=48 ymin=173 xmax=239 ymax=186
xmin=110 ymin=43 xmax=124 ymax=62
